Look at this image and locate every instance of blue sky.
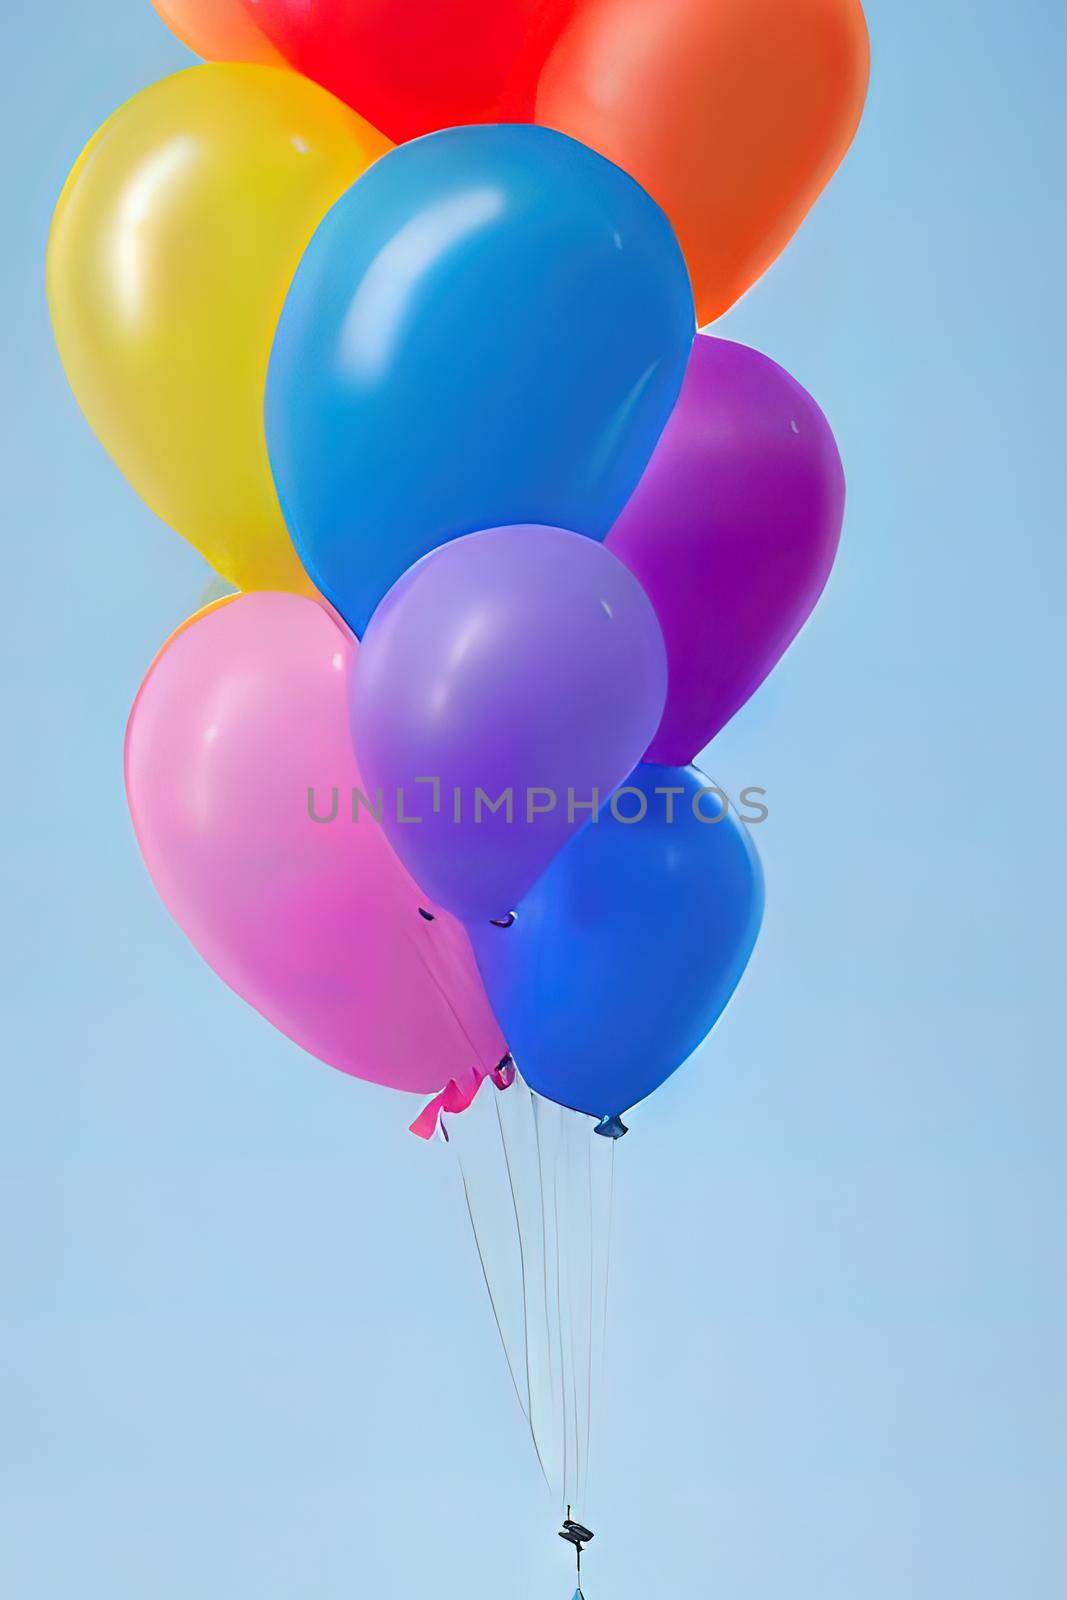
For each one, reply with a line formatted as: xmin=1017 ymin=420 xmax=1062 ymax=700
xmin=2 ymin=2 xmax=1065 ymax=1595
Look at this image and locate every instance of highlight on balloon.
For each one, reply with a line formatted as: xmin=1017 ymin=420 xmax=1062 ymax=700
xmin=49 ymin=0 xmax=867 ymax=1587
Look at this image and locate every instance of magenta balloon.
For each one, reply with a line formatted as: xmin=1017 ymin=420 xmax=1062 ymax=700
xmin=607 ymin=336 xmax=846 ymax=764
xmin=352 ymin=525 xmax=668 ymax=923
xmin=125 ymin=592 xmax=507 ymax=1095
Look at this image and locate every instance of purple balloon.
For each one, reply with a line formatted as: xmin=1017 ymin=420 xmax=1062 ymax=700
xmin=607 ymin=335 xmax=845 ymax=764
xmin=352 ymin=525 xmax=667 ymax=923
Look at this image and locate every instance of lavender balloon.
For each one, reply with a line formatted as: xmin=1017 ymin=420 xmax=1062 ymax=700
xmin=608 ymin=335 xmax=846 ymax=764
xmin=352 ymin=525 xmax=667 ymax=923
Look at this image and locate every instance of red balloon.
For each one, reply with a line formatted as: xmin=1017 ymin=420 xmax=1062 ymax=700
xmin=240 ymin=0 xmax=578 ymax=143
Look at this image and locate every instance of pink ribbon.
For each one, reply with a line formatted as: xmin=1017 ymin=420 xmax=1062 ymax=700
xmin=409 ymin=1054 xmax=516 ymax=1139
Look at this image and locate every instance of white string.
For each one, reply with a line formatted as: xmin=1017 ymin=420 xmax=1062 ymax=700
xmin=444 ymin=1074 xmax=617 ymax=1518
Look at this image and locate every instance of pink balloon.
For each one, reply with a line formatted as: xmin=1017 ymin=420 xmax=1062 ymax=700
xmin=125 ymin=592 xmax=507 ymax=1097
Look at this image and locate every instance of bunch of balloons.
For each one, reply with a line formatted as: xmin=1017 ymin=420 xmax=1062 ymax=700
xmin=48 ymin=2 xmax=866 ymax=1132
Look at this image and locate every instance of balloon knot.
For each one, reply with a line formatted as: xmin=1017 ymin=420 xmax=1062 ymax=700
xmin=493 ymin=1053 xmax=517 ymax=1090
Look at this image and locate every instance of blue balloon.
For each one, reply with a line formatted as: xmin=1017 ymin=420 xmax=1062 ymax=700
xmin=471 ymin=766 xmax=764 ymax=1119
xmin=266 ymin=124 xmax=695 ymax=636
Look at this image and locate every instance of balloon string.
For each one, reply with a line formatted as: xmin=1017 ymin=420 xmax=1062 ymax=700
xmin=585 ymin=1127 xmax=594 ymax=1510
xmin=603 ymin=1140 xmax=616 ymax=1387
xmin=531 ymin=1093 xmax=558 ymax=1476
xmin=531 ymin=1097 xmax=554 ymax=1386
xmin=566 ymin=1115 xmax=582 ymax=1509
xmin=553 ymin=1120 xmax=569 ymax=1512
xmin=495 ymin=1092 xmax=553 ymax=1493
xmin=455 ymin=1145 xmax=529 ymax=1424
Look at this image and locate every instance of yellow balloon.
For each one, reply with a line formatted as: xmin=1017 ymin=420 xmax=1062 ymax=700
xmin=47 ymin=65 xmax=391 ymax=591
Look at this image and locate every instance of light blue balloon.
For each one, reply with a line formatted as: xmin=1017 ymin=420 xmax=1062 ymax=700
xmin=471 ymin=766 xmax=764 ymax=1120
xmin=266 ymin=124 xmax=695 ymax=636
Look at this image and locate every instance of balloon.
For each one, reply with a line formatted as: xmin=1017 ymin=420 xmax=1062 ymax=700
xmin=151 ymin=0 xmax=283 ymax=64
xmin=537 ymin=0 xmax=870 ymax=325
xmin=471 ymin=766 xmax=764 ymax=1119
xmin=125 ymin=591 xmax=507 ymax=1095
xmin=265 ymin=123 xmax=695 ymax=637
xmin=239 ymin=0 xmax=575 ymax=142
xmin=607 ymin=336 xmax=845 ymax=764
xmin=351 ymin=526 xmax=668 ymax=925
xmin=47 ymin=66 xmax=390 ymax=592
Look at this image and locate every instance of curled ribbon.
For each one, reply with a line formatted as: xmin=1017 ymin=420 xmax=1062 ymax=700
xmin=409 ymin=1053 xmax=516 ymax=1140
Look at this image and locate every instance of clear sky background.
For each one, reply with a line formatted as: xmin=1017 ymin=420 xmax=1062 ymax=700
xmin=2 ymin=2 xmax=1065 ymax=1596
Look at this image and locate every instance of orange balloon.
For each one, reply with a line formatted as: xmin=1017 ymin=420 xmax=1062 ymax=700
xmin=537 ymin=0 xmax=870 ymax=326
xmin=151 ymin=0 xmax=284 ymax=66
